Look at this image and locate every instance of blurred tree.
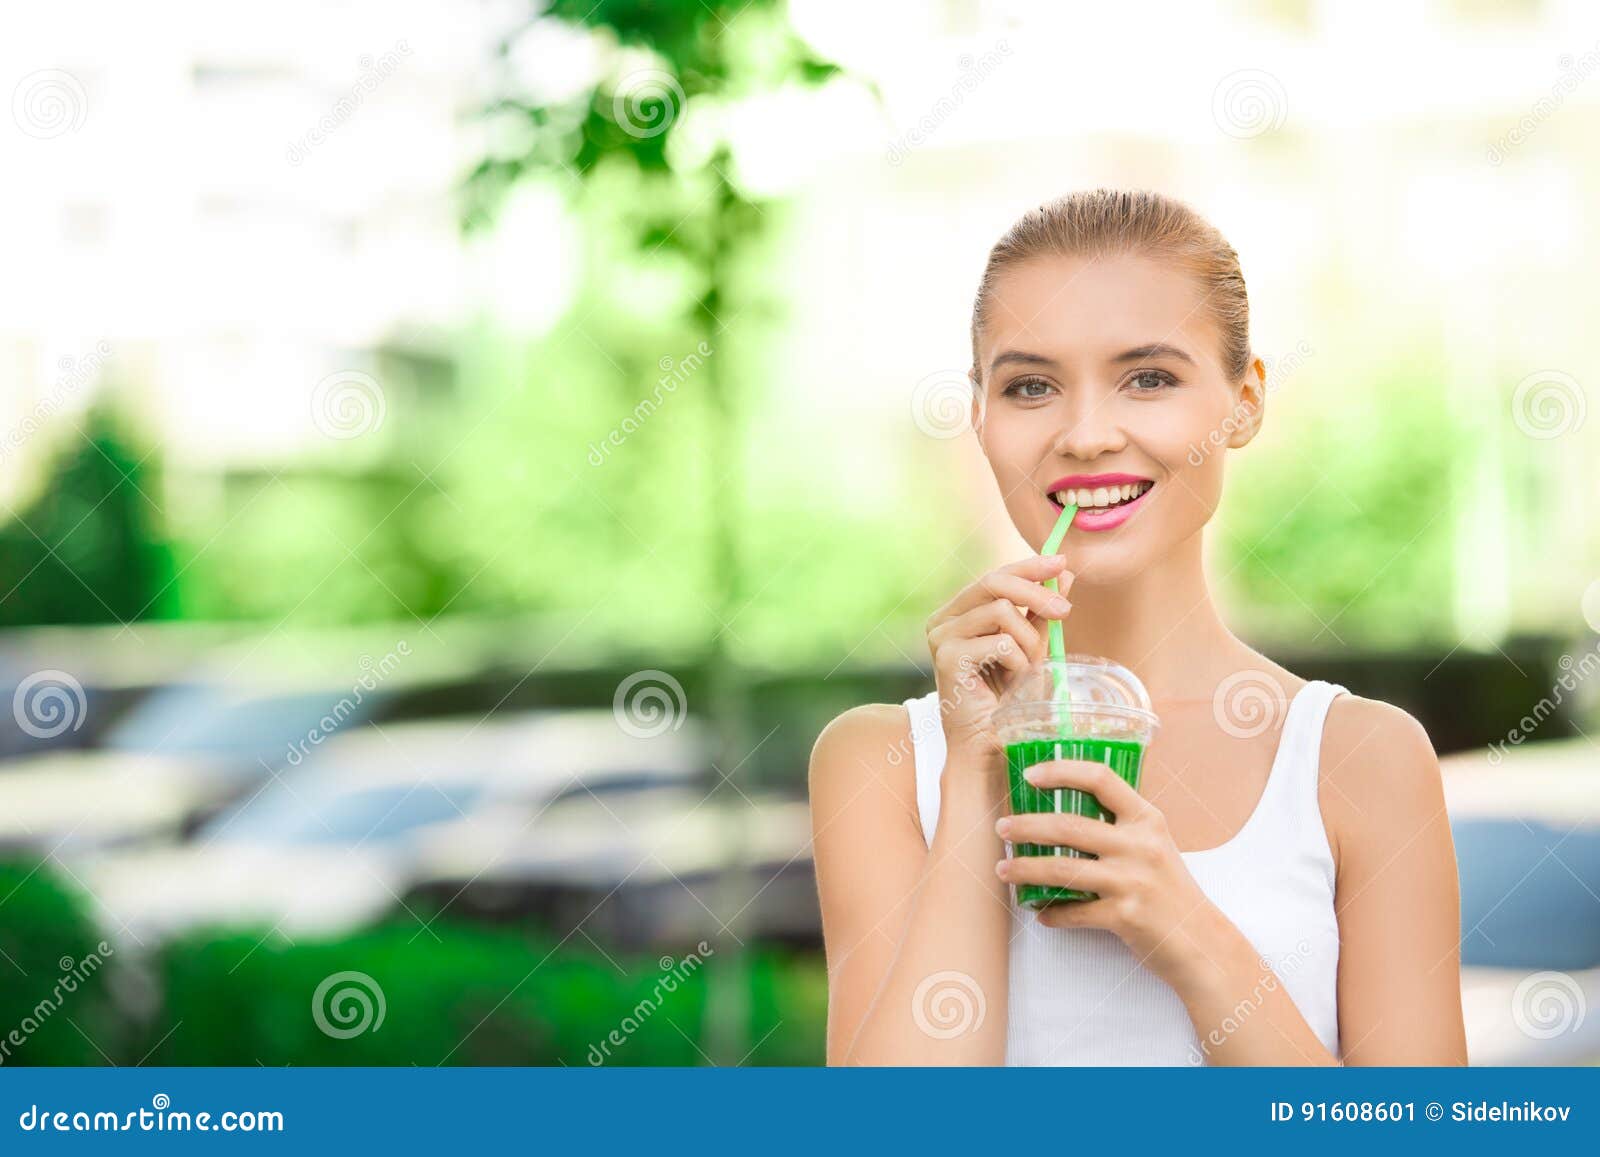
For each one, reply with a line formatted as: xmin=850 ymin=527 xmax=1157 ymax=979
xmin=0 ymin=407 xmax=176 ymax=627
xmin=464 ymin=0 xmax=855 ymax=1062
xmin=1220 ymin=353 xmax=1457 ymax=647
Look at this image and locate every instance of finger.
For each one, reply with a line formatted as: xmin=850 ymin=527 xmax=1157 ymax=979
xmin=939 ymin=633 xmax=1030 ymax=687
xmin=1035 ymin=898 xmax=1118 ymax=929
xmin=933 ymin=574 xmax=1073 ymax=631
xmin=997 ymin=812 xmax=1126 ymax=855
xmin=997 ymin=852 xmax=1117 ymax=893
xmin=932 ymin=558 xmax=1075 ymax=623
xmin=1021 ymin=759 xmax=1150 ymax=820
xmin=930 ymin=600 xmax=1045 ymax=663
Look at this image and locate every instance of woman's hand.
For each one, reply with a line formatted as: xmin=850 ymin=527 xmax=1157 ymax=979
xmin=924 ymin=555 xmax=1074 ymax=761
xmin=992 ymin=759 xmax=1231 ymax=992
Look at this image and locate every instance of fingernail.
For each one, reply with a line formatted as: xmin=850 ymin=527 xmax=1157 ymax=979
xmin=994 ymin=860 xmax=1008 ymax=878
xmin=1048 ymin=596 xmax=1071 ymax=614
xmin=1023 ymin=766 xmax=1040 ymax=783
xmin=995 ymin=817 xmax=1012 ymax=837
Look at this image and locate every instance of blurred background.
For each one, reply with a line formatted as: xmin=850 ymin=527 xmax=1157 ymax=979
xmin=1 ymin=0 xmax=1597 ymax=1066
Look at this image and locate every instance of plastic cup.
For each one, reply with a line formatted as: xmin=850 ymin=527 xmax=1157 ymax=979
xmin=992 ymin=654 xmax=1159 ymax=908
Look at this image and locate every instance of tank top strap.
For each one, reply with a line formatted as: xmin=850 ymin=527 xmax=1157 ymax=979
xmin=903 ymin=689 xmax=945 ymax=849
xmin=1259 ymin=679 xmax=1349 ymax=868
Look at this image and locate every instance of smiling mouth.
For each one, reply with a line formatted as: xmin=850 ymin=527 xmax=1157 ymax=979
xmin=1048 ymin=480 xmax=1155 ymax=513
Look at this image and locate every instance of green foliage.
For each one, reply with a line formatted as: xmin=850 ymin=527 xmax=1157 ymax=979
xmin=466 ymin=0 xmax=841 ymax=225
xmin=0 ymin=861 xmax=120 ymax=1066
xmin=0 ymin=409 xmax=176 ymax=627
xmin=1219 ymin=355 xmax=1458 ymax=646
xmin=172 ymin=469 xmax=457 ymax=625
xmin=140 ymin=918 xmax=824 ymax=1066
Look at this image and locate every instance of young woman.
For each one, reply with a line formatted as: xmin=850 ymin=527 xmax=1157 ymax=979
xmin=809 ymin=189 xmax=1468 ymax=1066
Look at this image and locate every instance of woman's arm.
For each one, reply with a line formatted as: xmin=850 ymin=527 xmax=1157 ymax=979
xmin=1320 ymin=696 xmax=1469 ymax=1064
xmin=809 ymin=704 xmax=1013 ymax=1065
xmin=811 ymin=552 xmax=1072 ymax=1065
xmin=1168 ymin=696 xmax=1467 ymax=1065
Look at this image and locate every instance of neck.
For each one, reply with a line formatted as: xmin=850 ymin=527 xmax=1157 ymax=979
xmin=1061 ymin=528 xmax=1239 ymax=702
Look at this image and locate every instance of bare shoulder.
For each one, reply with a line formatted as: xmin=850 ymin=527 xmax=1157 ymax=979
xmin=1320 ymin=692 xmax=1439 ymax=781
xmin=808 ymin=702 xmax=921 ymax=830
xmin=1317 ymin=692 xmax=1445 ymax=868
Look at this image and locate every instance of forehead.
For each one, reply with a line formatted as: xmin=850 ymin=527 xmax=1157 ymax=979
xmin=980 ymin=251 xmax=1216 ymax=369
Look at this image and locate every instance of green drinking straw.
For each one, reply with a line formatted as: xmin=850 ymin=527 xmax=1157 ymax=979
xmin=1041 ymin=503 xmax=1077 ymax=736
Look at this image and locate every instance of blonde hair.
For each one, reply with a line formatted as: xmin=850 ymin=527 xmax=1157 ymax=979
xmin=969 ymin=189 xmax=1252 ymax=382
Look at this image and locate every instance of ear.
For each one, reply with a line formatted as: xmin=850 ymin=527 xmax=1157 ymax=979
xmin=1224 ymin=356 xmax=1267 ymax=449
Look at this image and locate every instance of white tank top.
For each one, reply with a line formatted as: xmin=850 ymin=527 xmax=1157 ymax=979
xmin=905 ymin=679 xmax=1347 ymax=1065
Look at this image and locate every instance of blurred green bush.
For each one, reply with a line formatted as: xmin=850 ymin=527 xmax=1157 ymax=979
xmin=0 ymin=409 xmax=176 ymax=627
xmin=138 ymin=918 xmax=825 ymax=1066
xmin=0 ymin=861 xmax=122 ymax=1065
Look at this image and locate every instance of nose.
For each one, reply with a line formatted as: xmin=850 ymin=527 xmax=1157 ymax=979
xmin=1048 ymin=392 xmax=1127 ymax=461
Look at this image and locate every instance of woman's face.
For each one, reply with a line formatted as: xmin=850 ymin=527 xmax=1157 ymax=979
xmin=972 ymin=251 xmax=1264 ymax=585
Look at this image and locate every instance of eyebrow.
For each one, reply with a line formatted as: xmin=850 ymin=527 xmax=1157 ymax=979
xmin=1111 ymin=342 xmax=1195 ymax=366
xmin=989 ymin=342 xmax=1196 ymax=377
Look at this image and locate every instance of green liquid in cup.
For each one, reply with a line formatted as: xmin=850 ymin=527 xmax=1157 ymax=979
xmin=1004 ymin=736 xmax=1147 ymax=907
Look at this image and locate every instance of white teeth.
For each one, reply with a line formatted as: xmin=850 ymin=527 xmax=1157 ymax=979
xmin=1051 ymin=481 xmax=1152 ymax=509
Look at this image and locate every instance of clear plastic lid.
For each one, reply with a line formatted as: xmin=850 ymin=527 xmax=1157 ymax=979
xmin=991 ymin=653 xmax=1159 ymax=741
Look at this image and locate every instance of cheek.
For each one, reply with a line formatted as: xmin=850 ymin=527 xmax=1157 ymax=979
xmin=1146 ymin=397 xmax=1230 ymax=518
xmin=981 ymin=416 xmax=1046 ymax=488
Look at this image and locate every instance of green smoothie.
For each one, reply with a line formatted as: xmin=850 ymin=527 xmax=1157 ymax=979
xmin=1004 ymin=736 xmax=1146 ymax=907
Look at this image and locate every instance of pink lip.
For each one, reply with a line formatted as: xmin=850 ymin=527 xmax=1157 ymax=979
xmin=1045 ymin=472 xmax=1152 ymax=490
xmin=1046 ymin=473 xmax=1156 ymax=533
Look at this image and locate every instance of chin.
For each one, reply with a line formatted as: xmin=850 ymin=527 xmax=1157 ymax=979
xmin=1064 ymin=540 xmax=1158 ymax=585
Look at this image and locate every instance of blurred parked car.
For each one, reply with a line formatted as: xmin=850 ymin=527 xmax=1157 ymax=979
xmin=0 ymin=622 xmax=245 ymax=757
xmin=74 ymin=710 xmax=709 ymax=944
xmin=406 ymin=779 xmax=816 ymax=951
xmin=0 ymin=680 xmax=405 ymax=856
xmin=1441 ymin=738 xmax=1600 ymax=1065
